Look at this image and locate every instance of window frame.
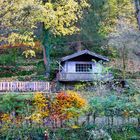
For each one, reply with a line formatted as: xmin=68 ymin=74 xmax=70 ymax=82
xmin=75 ymin=63 xmax=93 ymax=73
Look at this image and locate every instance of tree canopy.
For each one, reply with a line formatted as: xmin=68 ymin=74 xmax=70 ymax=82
xmin=0 ymin=0 xmax=89 ymax=44
xmin=0 ymin=0 xmax=89 ymax=74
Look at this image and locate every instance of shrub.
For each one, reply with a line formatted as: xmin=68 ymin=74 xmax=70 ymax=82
xmin=51 ymin=90 xmax=87 ymax=121
xmin=30 ymin=93 xmax=49 ymax=123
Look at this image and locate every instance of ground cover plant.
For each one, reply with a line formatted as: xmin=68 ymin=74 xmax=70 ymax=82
xmin=0 ymin=87 xmax=139 ymax=140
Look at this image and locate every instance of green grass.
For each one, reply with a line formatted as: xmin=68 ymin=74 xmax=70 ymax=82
xmin=0 ymin=92 xmax=33 ymax=98
xmin=111 ymin=130 xmax=140 ymax=140
xmin=48 ymin=127 xmax=140 ymax=140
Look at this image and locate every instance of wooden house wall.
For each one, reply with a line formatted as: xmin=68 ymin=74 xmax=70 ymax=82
xmin=61 ymin=61 xmax=103 ymax=74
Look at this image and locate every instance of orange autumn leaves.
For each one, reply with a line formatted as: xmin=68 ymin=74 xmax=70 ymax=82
xmin=32 ymin=91 xmax=87 ymax=122
xmin=51 ymin=91 xmax=87 ymax=120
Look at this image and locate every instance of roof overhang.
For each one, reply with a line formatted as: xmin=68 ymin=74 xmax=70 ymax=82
xmin=61 ymin=50 xmax=109 ymax=62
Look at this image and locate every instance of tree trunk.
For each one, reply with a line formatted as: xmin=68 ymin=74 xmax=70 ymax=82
xmin=93 ymin=112 xmax=96 ymax=124
xmin=41 ymin=22 xmax=51 ymax=77
xmin=43 ymin=45 xmax=47 ymax=67
xmin=134 ymin=0 xmax=140 ymax=29
xmin=42 ymin=44 xmax=50 ymax=77
xmin=74 ymin=117 xmax=79 ymax=125
xmin=111 ymin=116 xmax=114 ymax=126
xmin=107 ymin=117 xmax=110 ymax=126
xmin=138 ymin=118 xmax=140 ymax=127
xmin=86 ymin=113 xmax=90 ymax=125
xmin=122 ymin=45 xmax=126 ymax=81
xmin=76 ymin=41 xmax=82 ymax=52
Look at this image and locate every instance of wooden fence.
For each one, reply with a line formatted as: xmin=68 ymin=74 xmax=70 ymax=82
xmin=0 ymin=82 xmax=50 ymax=92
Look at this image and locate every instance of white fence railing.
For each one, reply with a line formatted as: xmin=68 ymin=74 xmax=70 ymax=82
xmin=0 ymin=82 xmax=50 ymax=92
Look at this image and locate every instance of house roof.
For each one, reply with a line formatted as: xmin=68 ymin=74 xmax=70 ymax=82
xmin=61 ymin=50 xmax=109 ymax=62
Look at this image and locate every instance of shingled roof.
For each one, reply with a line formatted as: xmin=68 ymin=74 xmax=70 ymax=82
xmin=61 ymin=50 xmax=109 ymax=62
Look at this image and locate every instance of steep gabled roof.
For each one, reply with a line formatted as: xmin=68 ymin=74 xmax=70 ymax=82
xmin=61 ymin=50 xmax=109 ymax=62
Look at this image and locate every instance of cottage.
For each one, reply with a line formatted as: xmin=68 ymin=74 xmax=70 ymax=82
xmin=58 ymin=50 xmax=112 ymax=82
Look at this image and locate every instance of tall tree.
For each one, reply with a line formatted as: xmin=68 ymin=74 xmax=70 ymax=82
xmin=0 ymin=0 xmax=89 ymax=76
xmin=79 ymin=0 xmax=135 ymax=52
xmin=134 ymin=0 xmax=140 ymax=29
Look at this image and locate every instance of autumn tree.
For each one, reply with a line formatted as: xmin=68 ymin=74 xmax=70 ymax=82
xmin=134 ymin=0 xmax=140 ymax=29
xmin=79 ymin=0 xmax=136 ymax=54
xmin=50 ymin=90 xmax=87 ymax=126
xmin=108 ymin=0 xmax=139 ymax=80
xmin=0 ymin=0 xmax=89 ymax=76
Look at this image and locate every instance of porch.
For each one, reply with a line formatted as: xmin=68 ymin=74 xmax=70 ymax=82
xmin=58 ymin=72 xmax=113 ymax=82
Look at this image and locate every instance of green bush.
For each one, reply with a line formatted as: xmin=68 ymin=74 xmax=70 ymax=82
xmin=36 ymin=60 xmax=46 ymax=75
xmin=0 ymin=54 xmax=16 ymax=65
xmin=49 ymin=60 xmax=58 ymax=80
xmin=0 ymin=68 xmax=34 ymax=78
xmin=0 ymin=123 xmax=46 ymax=140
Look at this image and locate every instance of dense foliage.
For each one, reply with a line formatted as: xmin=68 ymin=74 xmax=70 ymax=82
xmin=0 ymin=87 xmax=140 ymax=139
xmin=51 ymin=91 xmax=87 ymax=121
xmin=0 ymin=0 xmax=89 ymax=75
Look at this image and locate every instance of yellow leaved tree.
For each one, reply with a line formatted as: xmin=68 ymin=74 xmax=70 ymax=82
xmin=0 ymin=0 xmax=89 ymax=76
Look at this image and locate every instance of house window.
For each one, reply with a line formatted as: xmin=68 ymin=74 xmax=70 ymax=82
xmin=76 ymin=64 xmax=92 ymax=72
